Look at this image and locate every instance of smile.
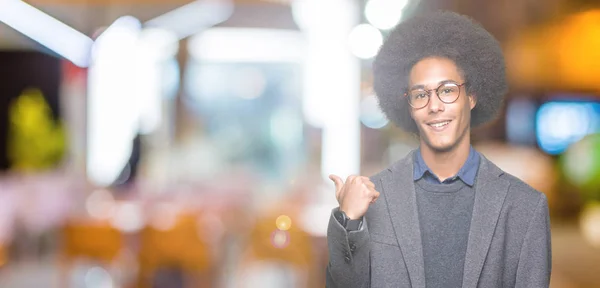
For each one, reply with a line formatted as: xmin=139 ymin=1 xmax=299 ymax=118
xmin=426 ymin=120 xmax=452 ymax=131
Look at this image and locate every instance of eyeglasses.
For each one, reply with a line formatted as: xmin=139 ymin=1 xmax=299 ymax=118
xmin=404 ymin=82 xmax=467 ymax=109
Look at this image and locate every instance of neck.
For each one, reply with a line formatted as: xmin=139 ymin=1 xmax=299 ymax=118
xmin=419 ymin=135 xmax=471 ymax=181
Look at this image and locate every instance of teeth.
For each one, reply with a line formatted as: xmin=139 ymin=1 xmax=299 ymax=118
xmin=430 ymin=121 xmax=450 ymax=128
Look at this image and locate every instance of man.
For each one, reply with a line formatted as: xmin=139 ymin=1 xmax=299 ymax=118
xmin=326 ymin=11 xmax=551 ymax=288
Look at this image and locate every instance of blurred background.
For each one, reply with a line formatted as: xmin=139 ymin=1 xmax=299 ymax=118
xmin=0 ymin=0 xmax=599 ymax=287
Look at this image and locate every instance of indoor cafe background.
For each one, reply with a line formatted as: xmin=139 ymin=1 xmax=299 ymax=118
xmin=0 ymin=0 xmax=599 ymax=287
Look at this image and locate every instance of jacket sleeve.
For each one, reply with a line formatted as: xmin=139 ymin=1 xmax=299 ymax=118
xmin=515 ymin=194 xmax=552 ymax=288
xmin=326 ymin=207 xmax=371 ymax=288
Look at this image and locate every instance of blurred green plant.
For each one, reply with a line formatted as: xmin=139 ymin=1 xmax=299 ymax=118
xmin=7 ymin=88 xmax=66 ymax=172
xmin=561 ymin=133 xmax=600 ymax=202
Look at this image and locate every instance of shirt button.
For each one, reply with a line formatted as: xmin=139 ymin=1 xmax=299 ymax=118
xmin=350 ymin=243 xmax=357 ymax=252
xmin=345 ymin=255 xmax=351 ymax=263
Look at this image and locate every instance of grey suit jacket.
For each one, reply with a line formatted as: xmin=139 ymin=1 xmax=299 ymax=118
xmin=326 ymin=150 xmax=551 ymax=288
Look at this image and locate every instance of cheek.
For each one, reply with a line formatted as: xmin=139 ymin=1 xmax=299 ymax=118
xmin=448 ymin=106 xmax=470 ymax=130
xmin=459 ymin=108 xmax=472 ymax=129
xmin=409 ymin=109 xmax=420 ymax=124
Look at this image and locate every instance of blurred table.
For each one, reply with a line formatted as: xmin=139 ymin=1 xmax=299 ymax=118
xmin=551 ymin=222 xmax=600 ymax=288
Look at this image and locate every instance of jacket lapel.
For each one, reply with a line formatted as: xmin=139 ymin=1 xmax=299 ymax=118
xmin=380 ymin=151 xmax=426 ymax=288
xmin=462 ymin=155 xmax=509 ymax=288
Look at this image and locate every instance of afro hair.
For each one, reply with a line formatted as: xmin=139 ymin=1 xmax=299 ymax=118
xmin=373 ymin=11 xmax=507 ymax=134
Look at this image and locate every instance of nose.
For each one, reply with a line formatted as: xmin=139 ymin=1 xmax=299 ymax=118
xmin=427 ymin=92 xmax=445 ymax=113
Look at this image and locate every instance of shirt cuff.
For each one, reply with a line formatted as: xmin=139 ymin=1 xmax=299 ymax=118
xmin=346 ymin=218 xmax=363 ymax=231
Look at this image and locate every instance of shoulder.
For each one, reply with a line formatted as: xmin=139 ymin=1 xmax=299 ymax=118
xmin=368 ymin=149 xmax=416 ymax=184
xmin=369 ymin=169 xmax=389 ymax=184
xmin=480 ymin=156 xmax=550 ymax=230
xmin=485 ymin=158 xmax=548 ymax=210
xmin=501 ymin=171 xmax=548 ymax=208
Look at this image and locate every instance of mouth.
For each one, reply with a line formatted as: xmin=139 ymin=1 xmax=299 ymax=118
xmin=426 ymin=120 xmax=452 ymax=131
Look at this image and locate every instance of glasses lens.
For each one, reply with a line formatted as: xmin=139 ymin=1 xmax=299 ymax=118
xmin=408 ymin=90 xmax=429 ymax=108
xmin=437 ymin=83 xmax=460 ymax=103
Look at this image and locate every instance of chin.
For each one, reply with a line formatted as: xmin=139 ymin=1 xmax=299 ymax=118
xmin=421 ymin=133 xmax=457 ymax=153
xmin=427 ymin=142 xmax=456 ymax=153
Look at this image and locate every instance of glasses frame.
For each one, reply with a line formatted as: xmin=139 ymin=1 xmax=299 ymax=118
xmin=404 ymin=82 xmax=467 ymax=109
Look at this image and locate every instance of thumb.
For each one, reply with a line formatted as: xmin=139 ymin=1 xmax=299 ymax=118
xmin=329 ymin=174 xmax=344 ymax=197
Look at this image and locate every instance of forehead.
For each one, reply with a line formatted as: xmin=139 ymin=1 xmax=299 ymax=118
xmin=408 ymin=57 xmax=463 ymax=87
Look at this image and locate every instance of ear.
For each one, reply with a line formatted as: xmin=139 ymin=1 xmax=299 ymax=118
xmin=468 ymin=94 xmax=477 ymax=110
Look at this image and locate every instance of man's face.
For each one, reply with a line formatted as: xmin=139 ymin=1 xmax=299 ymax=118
xmin=408 ymin=57 xmax=476 ymax=152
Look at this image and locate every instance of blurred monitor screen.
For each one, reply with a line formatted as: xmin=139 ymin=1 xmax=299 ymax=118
xmin=506 ymin=98 xmax=538 ymax=145
xmin=536 ymin=100 xmax=600 ymax=155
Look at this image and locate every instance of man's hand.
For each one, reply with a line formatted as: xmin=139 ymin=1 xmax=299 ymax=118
xmin=329 ymin=174 xmax=380 ymax=220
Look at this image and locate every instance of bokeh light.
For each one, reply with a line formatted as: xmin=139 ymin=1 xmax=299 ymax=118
xmin=149 ymin=202 xmax=179 ymax=231
xmin=271 ymin=230 xmax=290 ymax=249
xmin=536 ymin=102 xmax=600 ymax=155
xmin=110 ymin=202 xmax=144 ymax=233
xmin=84 ymin=266 xmax=114 ymax=288
xmin=276 ymin=215 xmax=292 ymax=231
xmin=85 ymin=189 xmax=116 ymax=220
xmin=580 ymin=202 xmax=600 ymax=248
xmin=348 ymin=24 xmax=383 ymax=59
xmin=562 ymin=133 xmax=600 ymax=194
xmin=365 ymin=0 xmax=408 ymax=30
xmin=360 ymin=94 xmax=389 ymax=129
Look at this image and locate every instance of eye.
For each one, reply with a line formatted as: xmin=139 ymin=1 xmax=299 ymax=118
xmin=409 ymin=90 xmax=427 ymax=99
xmin=439 ymin=85 xmax=458 ymax=95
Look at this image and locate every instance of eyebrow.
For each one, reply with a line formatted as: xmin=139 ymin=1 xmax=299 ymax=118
xmin=409 ymin=79 xmax=460 ymax=90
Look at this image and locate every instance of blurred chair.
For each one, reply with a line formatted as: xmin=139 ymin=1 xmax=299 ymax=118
xmin=0 ymin=243 xmax=7 ymax=268
xmin=237 ymin=211 xmax=315 ymax=288
xmin=60 ymin=220 xmax=124 ymax=287
xmin=136 ymin=213 xmax=214 ymax=288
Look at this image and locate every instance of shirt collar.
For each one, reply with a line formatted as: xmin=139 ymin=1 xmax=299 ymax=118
xmin=413 ymin=146 xmax=480 ymax=186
